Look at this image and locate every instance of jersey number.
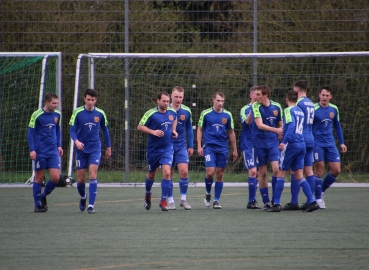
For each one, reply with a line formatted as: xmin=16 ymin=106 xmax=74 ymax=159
xmin=295 ymin=117 xmax=304 ymax=135
xmin=306 ymin=107 xmax=314 ymax=125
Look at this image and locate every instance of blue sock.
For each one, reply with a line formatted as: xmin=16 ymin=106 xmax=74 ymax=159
xmin=255 ymin=179 xmax=259 ymax=194
xmin=315 ymin=176 xmax=323 ymax=200
xmin=42 ymin=180 xmax=56 ymax=197
xmin=306 ymin=175 xmax=315 ymax=195
xmin=145 ymin=177 xmax=154 ymax=195
xmin=271 ymin=176 xmax=277 ymax=201
xmin=290 ymin=174 xmax=300 ymax=204
xmin=214 ymin=181 xmax=223 ymax=201
xmin=89 ymin=179 xmax=97 ymax=206
xmin=77 ymin=182 xmax=86 ymax=198
xmin=299 ymin=178 xmax=314 ymax=204
xmin=179 ymin=178 xmax=189 ymax=195
xmin=322 ymin=172 xmax=336 ymax=192
xmin=33 ymin=182 xmax=42 ymax=207
xmin=273 ymin=177 xmax=284 ymax=205
xmin=204 ymin=177 xmax=213 ymax=194
xmin=260 ymin=187 xmax=270 ymax=204
xmin=248 ymin=177 xmax=257 ymax=202
xmin=167 ymin=180 xmax=173 ymax=198
xmin=161 ymin=179 xmax=171 ymax=201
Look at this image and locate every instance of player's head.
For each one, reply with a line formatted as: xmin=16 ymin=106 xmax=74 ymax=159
xmin=84 ymin=88 xmax=98 ymax=98
xmin=253 ymin=85 xmax=271 ymax=104
xmin=157 ymin=91 xmax=170 ymax=111
xmin=319 ymin=85 xmax=333 ymax=106
xmin=294 ymin=80 xmax=308 ymax=93
xmin=171 ymin=86 xmax=184 ymax=106
xmin=320 ymin=85 xmax=332 ymax=94
xmin=83 ymin=89 xmax=98 ymax=110
xmin=249 ymin=86 xmax=258 ymax=101
xmin=286 ymin=89 xmax=298 ymax=104
xmin=212 ymin=91 xmax=225 ymax=112
xmin=44 ymin=92 xmax=59 ymax=112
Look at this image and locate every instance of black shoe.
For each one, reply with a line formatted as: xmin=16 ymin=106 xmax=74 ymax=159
xmin=283 ymin=202 xmax=300 ymax=211
xmin=34 ymin=206 xmax=46 ymax=213
xmin=144 ymin=193 xmax=152 ymax=210
xmin=303 ymin=201 xmax=320 ymax=212
xmin=299 ymin=203 xmax=308 ymax=210
xmin=266 ymin=204 xmax=283 ymax=212
xmin=40 ymin=196 xmax=48 ymax=211
xmin=247 ymin=200 xmax=261 ymax=209
xmin=271 ymin=199 xmax=274 ymax=206
xmin=79 ymin=195 xmax=87 ymax=211
xmin=264 ymin=203 xmax=272 ymax=211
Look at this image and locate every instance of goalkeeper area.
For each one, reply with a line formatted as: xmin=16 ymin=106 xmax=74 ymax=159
xmin=0 ymin=186 xmax=368 ymax=269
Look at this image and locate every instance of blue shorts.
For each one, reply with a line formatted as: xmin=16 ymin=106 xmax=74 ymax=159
xmin=313 ymin=145 xmax=340 ymax=163
xmin=173 ymin=147 xmax=189 ymax=165
xmin=76 ymin=151 xmax=101 ymax=170
xmin=304 ymin=146 xmax=314 ymax=167
xmin=242 ymin=148 xmax=257 ymax=170
xmin=255 ymin=146 xmax=280 ymax=167
xmin=147 ymin=150 xmax=173 ymax=172
xmin=279 ymin=142 xmax=306 ymax=171
xmin=203 ymin=147 xmax=228 ymax=168
xmin=33 ymin=155 xmax=61 ymax=171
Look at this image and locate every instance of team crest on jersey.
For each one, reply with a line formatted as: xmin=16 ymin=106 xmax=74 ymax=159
xmin=54 ymin=117 xmax=58 ymax=123
xmin=94 ymin=117 xmax=100 ymax=122
xmin=169 ymin=115 xmax=174 ymax=121
xmin=273 ymin=110 xmax=278 ymax=116
xmin=180 ymin=115 xmax=186 ymax=121
xmin=329 ymin=112 xmax=334 ymax=118
xmin=222 ymin=118 xmax=227 ymax=124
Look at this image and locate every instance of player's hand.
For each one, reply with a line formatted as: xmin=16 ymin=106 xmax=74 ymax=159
xmin=58 ymin=147 xmax=63 ymax=157
xmin=279 ymin=143 xmax=285 ymax=151
xmin=153 ymin=130 xmax=164 ymax=137
xmin=232 ymin=150 xmax=238 ymax=161
xmin=197 ymin=147 xmax=203 ymax=156
xmin=340 ymin=144 xmax=347 ymax=153
xmin=105 ymin=147 xmax=112 ymax=159
xmin=188 ymin=148 xmax=194 ymax=157
xmin=276 ymin=127 xmax=283 ymax=137
xmin=75 ymin=140 xmax=84 ymax=151
xmin=30 ymin=151 xmax=36 ymax=160
xmin=172 ymin=130 xmax=178 ymax=139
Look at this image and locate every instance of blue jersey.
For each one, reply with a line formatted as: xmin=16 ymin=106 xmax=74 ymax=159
xmin=296 ymin=96 xmax=315 ymax=148
xmin=139 ymin=107 xmax=177 ymax=152
xmin=171 ymin=104 xmax=194 ymax=151
xmin=282 ymin=106 xmax=305 ymax=144
xmin=198 ymin=107 xmax=234 ymax=150
xmin=251 ymin=100 xmax=283 ymax=148
xmin=239 ymin=104 xmax=253 ymax=151
xmin=313 ymin=103 xmax=344 ymax=147
xmin=27 ymin=109 xmax=61 ymax=158
xmin=69 ymin=106 xmax=111 ymax=154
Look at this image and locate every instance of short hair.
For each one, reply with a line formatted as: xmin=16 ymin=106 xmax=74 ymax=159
xmin=255 ymin=85 xmax=271 ymax=97
xmin=287 ymin=89 xmax=298 ymax=103
xmin=172 ymin=86 xmax=184 ymax=93
xmin=294 ymin=80 xmax=308 ymax=92
xmin=320 ymin=85 xmax=332 ymax=94
xmin=250 ymin=86 xmax=258 ymax=93
xmin=84 ymin=88 xmax=98 ymax=98
xmin=157 ymin=91 xmax=170 ymax=100
xmin=212 ymin=91 xmax=225 ymax=99
xmin=44 ymin=92 xmax=58 ymax=102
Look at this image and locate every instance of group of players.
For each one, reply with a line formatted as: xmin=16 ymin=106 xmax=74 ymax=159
xmin=28 ymin=82 xmax=346 ymax=213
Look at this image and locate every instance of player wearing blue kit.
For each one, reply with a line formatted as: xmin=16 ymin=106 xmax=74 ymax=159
xmin=313 ymin=86 xmax=347 ymax=209
xmin=251 ymin=85 xmax=283 ymax=211
xmin=28 ymin=92 xmax=63 ymax=212
xmin=167 ymin=86 xmax=194 ymax=210
xmin=266 ymin=90 xmax=319 ymax=212
xmin=284 ymin=80 xmax=316 ymax=211
xmin=138 ymin=91 xmax=178 ymax=212
xmin=240 ymin=86 xmax=260 ymax=209
xmin=69 ymin=89 xmax=112 ymax=214
xmin=197 ymin=92 xmax=238 ymax=209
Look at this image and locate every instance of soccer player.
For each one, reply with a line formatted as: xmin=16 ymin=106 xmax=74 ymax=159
xmin=240 ymin=86 xmax=260 ymax=209
xmin=284 ymin=80 xmax=316 ymax=211
xmin=266 ymin=90 xmax=319 ymax=212
xmin=28 ymin=92 xmax=63 ymax=212
xmin=313 ymin=86 xmax=347 ymax=209
xmin=197 ymin=91 xmax=238 ymax=209
xmin=167 ymin=86 xmax=194 ymax=210
xmin=69 ymin=88 xmax=111 ymax=214
xmin=138 ymin=91 xmax=178 ymax=211
xmin=251 ymin=85 xmax=283 ymax=210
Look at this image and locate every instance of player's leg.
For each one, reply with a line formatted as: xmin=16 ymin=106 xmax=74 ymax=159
xmin=87 ymin=163 xmax=99 ymax=213
xmin=313 ymin=146 xmax=325 ymax=208
xmin=158 ymin=151 xmax=174 ymax=211
xmin=211 ymin=150 xmax=228 ymax=209
xmin=177 ymin=162 xmax=191 ymax=210
xmin=203 ymin=147 xmax=216 ymax=207
xmin=243 ymin=149 xmax=260 ymax=209
xmin=75 ymin=152 xmax=88 ymax=211
xmin=32 ymin=158 xmax=46 ymax=212
xmin=40 ymin=155 xmax=61 ymax=211
xmin=143 ymin=152 xmax=159 ymax=210
xmin=322 ymin=146 xmax=341 ymax=193
xmin=268 ymin=145 xmax=280 ymax=205
xmin=255 ymin=147 xmax=270 ymax=209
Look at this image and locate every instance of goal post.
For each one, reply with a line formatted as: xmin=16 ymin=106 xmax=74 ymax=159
xmin=70 ymin=52 xmax=369 ymax=183
xmin=0 ymin=52 xmax=62 ymax=184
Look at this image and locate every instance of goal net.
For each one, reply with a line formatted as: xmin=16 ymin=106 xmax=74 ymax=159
xmin=0 ymin=52 xmax=62 ymax=184
xmin=70 ymin=52 xmax=369 ymax=182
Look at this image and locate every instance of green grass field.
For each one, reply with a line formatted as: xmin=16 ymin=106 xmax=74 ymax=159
xmin=1 ymin=186 xmax=368 ymax=269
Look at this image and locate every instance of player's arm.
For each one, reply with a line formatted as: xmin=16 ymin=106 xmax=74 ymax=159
xmin=101 ymin=118 xmax=112 ymax=159
xmin=245 ymin=110 xmax=253 ymax=125
xmin=172 ymin=119 xmax=178 ymax=139
xmin=137 ymin=124 xmax=164 ymax=137
xmin=196 ymin=126 xmax=204 ymax=156
xmin=333 ymin=114 xmax=347 ymax=153
xmin=185 ymin=116 xmax=194 ymax=156
xmin=254 ymin=117 xmax=283 ymax=136
xmin=56 ymin=119 xmax=63 ymax=157
xmin=228 ymin=129 xmax=238 ymax=161
xmin=27 ymin=127 xmax=36 ymax=160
